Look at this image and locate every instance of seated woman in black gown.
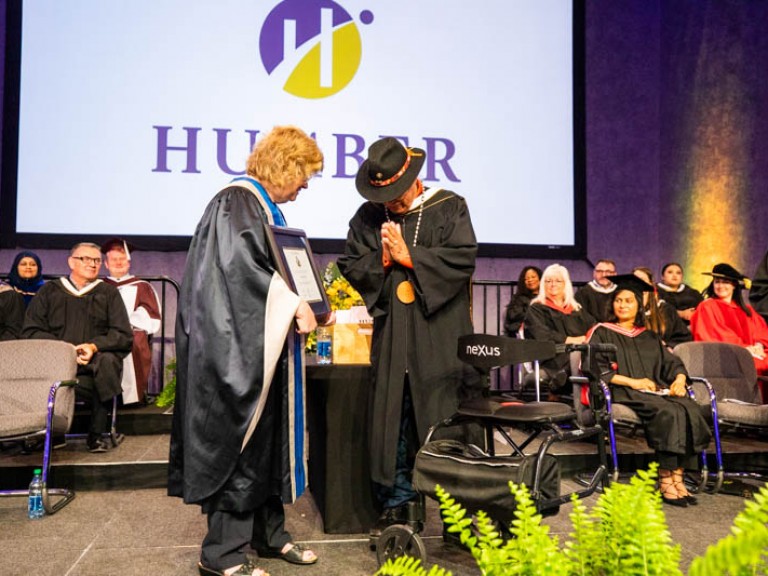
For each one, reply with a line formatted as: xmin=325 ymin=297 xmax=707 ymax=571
xmin=656 ymin=262 xmax=703 ymax=325
xmin=632 ymin=267 xmax=692 ymax=348
xmin=503 ymin=265 xmax=542 ymax=336
xmin=524 ymin=264 xmax=596 ymax=395
xmin=586 ymin=275 xmax=711 ymax=507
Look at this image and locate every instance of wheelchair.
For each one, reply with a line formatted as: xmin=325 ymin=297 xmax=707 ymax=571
xmin=371 ymin=334 xmax=611 ymax=567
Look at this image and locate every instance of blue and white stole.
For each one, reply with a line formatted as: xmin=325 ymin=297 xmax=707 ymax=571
xmin=231 ymin=176 xmax=307 ymax=502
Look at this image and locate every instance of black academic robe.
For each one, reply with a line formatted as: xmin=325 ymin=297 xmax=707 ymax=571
xmin=0 ymin=284 xmax=24 ymax=340
xmin=168 ymin=184 xmax=303 ymax=511
xmin=523 ymin=302 xmax=596 ymax=371
xmin=574 ymin=283 xmax=615 ymax=322
xmin=504 ymin=292 xmax=534 ymax=336
xmin=22 ymin=279 xmax=133 ymax=399
xmin=587 ymin=324 xmax=711 ymax=456
xmin=749 ymin=250 xmax=768 ymax=322
xmin=338 ymin=189 xmax=481 ymax=487
xmin=656 ymin=284 xmax=703 ymax=316
xmin=657 ymin=300 xmax=693 ymax=348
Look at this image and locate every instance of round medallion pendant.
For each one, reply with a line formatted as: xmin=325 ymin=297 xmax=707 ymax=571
xmin=396 ymin=280 xmax=416 ymax=304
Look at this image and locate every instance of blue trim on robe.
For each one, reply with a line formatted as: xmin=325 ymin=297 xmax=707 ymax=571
xmin=231 ymin=177 xmax=287 ymax=226
xmin=231 ymin=175 xmax=306 ymax=499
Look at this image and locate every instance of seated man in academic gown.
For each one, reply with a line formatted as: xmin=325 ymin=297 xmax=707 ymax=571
xmin=0 ymin=281 xmax=25 ymax=340
xmin=102 ymin=238 xmax=162 ymax=405
xmin=23 ymin=242 xmax=133 ymax=453
xmin=575 ymin=259 xmax=618 ymax=322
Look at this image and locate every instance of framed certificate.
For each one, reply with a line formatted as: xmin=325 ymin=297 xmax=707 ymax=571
xmin=267 ymin=225 xmax=331 ymax=318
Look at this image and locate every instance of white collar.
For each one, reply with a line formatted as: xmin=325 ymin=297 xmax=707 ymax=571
xmin=61 ymin=277 xmax=102 ymax=296
xmin=588 ymin=279 xmax=616 ymax=293
xmin=408 ymin=187 xmax=442 ymax=210
xmin=657 ymin=282 xmax=686 ymax=293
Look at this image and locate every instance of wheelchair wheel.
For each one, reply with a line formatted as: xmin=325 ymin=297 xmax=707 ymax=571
xmin=375 ymin=524 xmax=427 ymax=567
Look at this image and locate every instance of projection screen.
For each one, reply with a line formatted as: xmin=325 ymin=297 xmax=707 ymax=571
xmin=1 ymin=0 xmax=585 ymax=257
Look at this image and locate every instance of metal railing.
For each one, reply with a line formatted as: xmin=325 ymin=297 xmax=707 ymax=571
xmin=1 ymin=274 xmax=180 ymax=395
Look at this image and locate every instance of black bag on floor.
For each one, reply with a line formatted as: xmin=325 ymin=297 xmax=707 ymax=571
xmin=412 ymin=439 xmax=561 ymax=524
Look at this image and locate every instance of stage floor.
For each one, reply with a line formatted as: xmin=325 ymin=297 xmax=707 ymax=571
xmin=2 ymin=404 xmax=768 ymax=575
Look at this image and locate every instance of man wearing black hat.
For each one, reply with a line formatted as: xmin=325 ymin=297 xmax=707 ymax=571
xmin=338 ymin=137 xmax=482 ymax=537
xmin=23 ymin=242 xmax=133 ymax=452
xmin=102 ymin=238 xmax=162 ymax=405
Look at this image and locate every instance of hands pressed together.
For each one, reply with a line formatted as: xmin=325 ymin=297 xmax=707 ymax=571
xmin=381 ymin=222 xmax=411 ymax=266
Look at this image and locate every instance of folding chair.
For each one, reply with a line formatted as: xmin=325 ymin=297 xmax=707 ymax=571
xmin=675 ymin=341 xmax=768 ymax=492
xmin=0 ymin=340 xmax=78 ymax=514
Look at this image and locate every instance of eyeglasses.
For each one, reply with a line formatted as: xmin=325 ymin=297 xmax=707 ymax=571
xmin=71 ymin=256 xmax=102 ymax=266
xmin=544 ymin=279 xmax=565 ymax=284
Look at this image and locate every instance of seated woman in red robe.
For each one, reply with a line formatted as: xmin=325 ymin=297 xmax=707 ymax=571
xmin=587 ymin=275 xmax=711 ymax=507
xmin=690 ymin=262 xmax=768 ymax=375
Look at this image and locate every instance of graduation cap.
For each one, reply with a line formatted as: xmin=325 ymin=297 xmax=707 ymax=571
xmin=611 ymin=274 xmax=654 ymax=301
xmin=100 ymin=238 xmax=135 ymax=261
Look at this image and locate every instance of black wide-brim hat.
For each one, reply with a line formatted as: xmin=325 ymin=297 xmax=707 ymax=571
xmin=702 ymin=262 xmax=749 ymax=286
xmin=355 ymin=137 xmax=426 ymax=203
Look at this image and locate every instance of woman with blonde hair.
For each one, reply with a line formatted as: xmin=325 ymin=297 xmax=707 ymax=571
xmin=524 ymin=264 xmax=596 ymax=396
xmin=170 ymin=126 xmax=325 ymax=576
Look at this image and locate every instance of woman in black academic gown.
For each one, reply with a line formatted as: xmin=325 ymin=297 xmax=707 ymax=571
xmin=524 ymin=264 xmax=596 ymax=395
xmin=503 ymin=265 xmax=542 ymax=336
xmin=633 ymin=267 xmax=692 ymax=348
xmin=656 ymin=262 xmax=703 ymax=324
xmin=586 ymin=275 xmax=711 ymax=507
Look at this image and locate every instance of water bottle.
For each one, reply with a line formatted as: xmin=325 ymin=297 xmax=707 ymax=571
xmin=28 ymin=468 xmax=44 ymax=519
xmin=317 ymin=327 xmax=333 ymax=365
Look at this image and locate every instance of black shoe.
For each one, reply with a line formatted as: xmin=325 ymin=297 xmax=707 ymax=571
xmin=87 ymin=438 xmax=110 ymax=453
xmin=661 ymin=494 xmax=688 ymax=507
xmin=550 ymin=370 xmax=569 ymax=391
xmin=369 ymin=505 xmax=408 ymax=538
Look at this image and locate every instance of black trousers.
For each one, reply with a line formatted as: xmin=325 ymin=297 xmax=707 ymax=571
xmin=75 ymin=353 xmax=122 ymax=439
xmin=200 ymin=495 xmax=292 ymax=571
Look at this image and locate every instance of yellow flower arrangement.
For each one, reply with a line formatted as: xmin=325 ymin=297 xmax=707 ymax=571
xmin=325 ymin=276 xmax=365 ymax=311
xmin=306 ymin=262 xmax=365 ymax=352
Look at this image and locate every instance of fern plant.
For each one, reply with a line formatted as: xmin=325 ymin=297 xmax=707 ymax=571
xmin=375 ymin=465 xmax=768 ymax=576
xmin=687 ymin=482 xmax=768 ymax=576
xmin=155 ymin=357 xmax=176 ymax=407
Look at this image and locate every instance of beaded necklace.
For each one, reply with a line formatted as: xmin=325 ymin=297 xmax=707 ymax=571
xmin=384 ymin=181 xmax=424 ymax=247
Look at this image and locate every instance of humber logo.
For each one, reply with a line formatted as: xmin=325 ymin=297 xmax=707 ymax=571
xmin=258 ymin=0 xmax=373 ymax=99
xmin=465 ymin=345 xmax=502 ymax=358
